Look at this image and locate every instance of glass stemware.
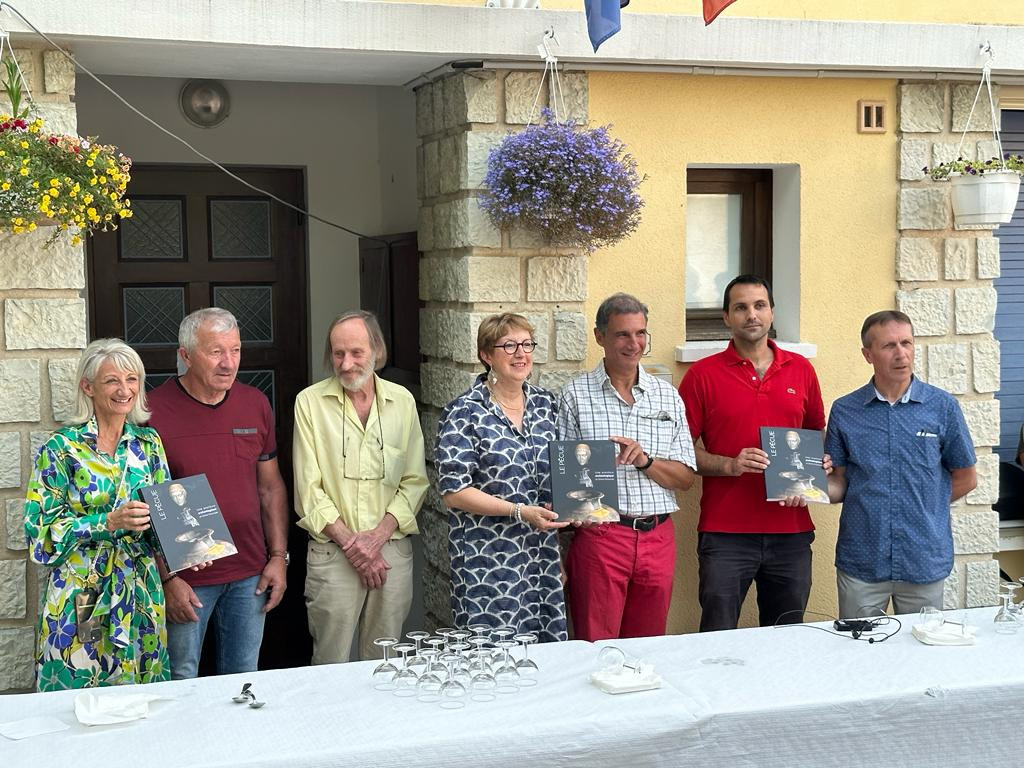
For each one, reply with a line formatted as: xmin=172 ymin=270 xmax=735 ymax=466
xmin=392 ymin=642 xmax=419 ymax=697
xmin=438 ymin=652 xmax=468 ymax=709
xmin=494 ymin=639 xmax=520 ymax=694
xmin=994 ymin=584 xmax=1020 ymax=635
xmin=415 ymin=649 xmax=444 ymax=703
xmin=405 ymin=631 xmax=430 ymax=677
xmin=370 ymin=637 xmax=399 ymax=691
xmin=513 ymin=632 xmax=539 ymax=687
xmin=918 ymin=606 xmax=944 ymax=632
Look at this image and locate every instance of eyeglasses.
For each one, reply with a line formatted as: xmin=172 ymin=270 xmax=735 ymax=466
xmin=494 ymin=340 xmax=538 ymax=355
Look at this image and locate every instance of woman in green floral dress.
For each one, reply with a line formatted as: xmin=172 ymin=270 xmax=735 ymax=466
xmin=25 ymin=338 xmax=172 ymax=691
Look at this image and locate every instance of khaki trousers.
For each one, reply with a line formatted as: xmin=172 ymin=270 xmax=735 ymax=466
xmin=305 ymin=537 xmax=414 ymax=664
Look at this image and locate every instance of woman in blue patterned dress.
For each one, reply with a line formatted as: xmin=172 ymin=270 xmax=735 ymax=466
xmin=25 ymin=339 xmax=172 ymax=691
xmin=436 ymin=314 xmax=569 ymax=642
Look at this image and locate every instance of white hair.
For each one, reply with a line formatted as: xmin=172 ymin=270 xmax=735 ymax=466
xmin=68 ymin=338 xmax=151 ymax=425
xmin=179 ymin=307 xmax=239 ymax=353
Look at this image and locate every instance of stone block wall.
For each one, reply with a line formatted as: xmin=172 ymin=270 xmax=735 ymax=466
xmin=0 ymin=48 xmax=84 ymax=692
xmin=898 ymin=81 xmax=1003 ymax=609
xmin=415 ymin=70 xmax=589 ymax=628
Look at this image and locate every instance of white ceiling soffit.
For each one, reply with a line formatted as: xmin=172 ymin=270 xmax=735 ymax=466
xmin=4 ymin=1 xmax=1024 ymax=86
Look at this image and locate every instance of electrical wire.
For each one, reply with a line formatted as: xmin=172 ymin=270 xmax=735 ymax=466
xmin=773 ymin=609 xmax=902 ymax=644
xmin=0 ymin=1 xmax=391 ymax=246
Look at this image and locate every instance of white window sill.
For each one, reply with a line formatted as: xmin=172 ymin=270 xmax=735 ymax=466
xmin=674 ymin=340 xmax=818 ymax=363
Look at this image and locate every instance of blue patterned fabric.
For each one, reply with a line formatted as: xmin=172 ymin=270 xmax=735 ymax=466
xmin=825 ymin=377 xmax=976 ymax=584
xmin=436 ymin=375 xmax=567 ymax=642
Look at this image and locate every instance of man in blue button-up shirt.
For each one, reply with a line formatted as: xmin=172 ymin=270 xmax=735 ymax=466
xmin=824 ymin=310 xmax=976 ymax=619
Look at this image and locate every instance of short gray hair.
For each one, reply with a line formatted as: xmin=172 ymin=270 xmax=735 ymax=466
xmin=179 ymin=308 xmax=239 ymax=353
xmin=595 ymin=293 xmax=649 ymax=333
xmin=860 ymin=310 xmax=914 ymax=347
xmin=322 ymin=310 xmax=387 ymax=372
xmin=68 ymin=338 xmax=151 ymax=425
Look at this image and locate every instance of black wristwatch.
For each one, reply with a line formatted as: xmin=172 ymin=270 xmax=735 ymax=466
xmin=269 ymin=550 xmax=290 ymax=565
xmin=638 ymin=453 xmax=655 ymax=471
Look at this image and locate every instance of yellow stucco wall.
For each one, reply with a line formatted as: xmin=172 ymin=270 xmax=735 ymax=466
xmin=386 ymin=0 xmax=1024 ymax=26
xmin=581 ymin=72 xmax=898 ymax=632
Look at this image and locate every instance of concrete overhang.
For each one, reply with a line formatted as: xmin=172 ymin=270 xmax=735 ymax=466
xmin=3 ymin=1 xmax=1024 ymax=86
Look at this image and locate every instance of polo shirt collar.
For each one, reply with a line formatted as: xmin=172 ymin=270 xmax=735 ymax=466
xmin=723 ymin=338 xmax=789 ymax=371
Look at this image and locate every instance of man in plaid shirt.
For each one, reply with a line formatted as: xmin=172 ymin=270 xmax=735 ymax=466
xmin=557 ymin=293 xmax=697 ymax=641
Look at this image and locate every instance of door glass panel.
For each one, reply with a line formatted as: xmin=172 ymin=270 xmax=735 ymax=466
xmin=145 ymin=372 xmax=176 ymax=392
xmin=237 ymin=369 xmax=275 ymax=412
xmin=686 ymin=193 xmax=742 ymax=310
xmin=123 ymin=286 xmax=185 ymax=346
xmin=210 ymin=200 xmax=271 ymax=259
xmin=213 ymin=285 xmax=273 ymax=343
xmin=119 ymin=199 xmax=185 ymax=260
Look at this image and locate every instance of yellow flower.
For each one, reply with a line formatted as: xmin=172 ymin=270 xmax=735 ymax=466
xmin=19 ymin=141 xmax=28 ymax=149
xmin=85 ymin=159 xmax=94 ymax=167
xmin=28 ymin=222 xmax=36 ymax=231
xmin=49 ymin=178 xmax=59 ymax=187
xmin=71 ymin=235 xmax=81 ymax=245
xmin=89 ymin=177 xmax=97 ymax=186
xmin=98 ymin=176 xmax=106 ymax=184
xmin=0 ymin=150 xmax=5 ymax=156
xmin=118 ymin=208 xmax=130 ymax=218
xmin=31 ymin=181 xmax=39 ymax=189
xmin=18 ymin=167 xmax=28 ymax=176
xmin=0 ymin=182 xmax=8 ymax=191
xmin=87 ymin=207 xmax=97 ymax=217
xmin=12 ymin=225 xmax=24 ymax=234
xmin=13 ymin=217 xmax=22 ymax=225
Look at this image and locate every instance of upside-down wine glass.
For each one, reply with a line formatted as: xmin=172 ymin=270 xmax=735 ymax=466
xmin=513 ymin=632 xmax=539 ymax=687
xmin=392 ymin=642 xmax=419 ymax=697
xmin=371 ymin=637 xmax=399 ymax=691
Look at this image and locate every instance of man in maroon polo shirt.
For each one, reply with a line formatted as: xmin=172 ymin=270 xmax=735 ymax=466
xmin=679 ymin=275 xmax=825 ymax=632
xmin=149 ymin=307 xmax=289 ymax=678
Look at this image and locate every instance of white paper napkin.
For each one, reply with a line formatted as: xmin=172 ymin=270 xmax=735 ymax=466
xmin=911 ymin=623 xmax=978 ymax=646
xmin=590 ymin=666 xmax=663 ymax=694
xmin=74 ymin=691 xmax=166 ymax=725
xmin=0 ymin=716 xmax=70 ymax=740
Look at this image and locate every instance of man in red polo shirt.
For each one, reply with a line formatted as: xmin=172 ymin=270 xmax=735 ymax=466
xmin=679 ymin=275 xmax=825 ymax=632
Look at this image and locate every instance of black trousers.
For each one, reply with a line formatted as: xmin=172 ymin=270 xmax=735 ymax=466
xmin=697 ymin=531 xmax=814 ymax=632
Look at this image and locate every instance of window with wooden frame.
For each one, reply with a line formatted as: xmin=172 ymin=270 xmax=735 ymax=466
xmin=685 ymin=169 xmax=773 ymax=340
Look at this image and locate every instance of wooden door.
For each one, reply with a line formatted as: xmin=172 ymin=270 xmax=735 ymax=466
xmin=87 ymin=164 xmax=311 ymax=670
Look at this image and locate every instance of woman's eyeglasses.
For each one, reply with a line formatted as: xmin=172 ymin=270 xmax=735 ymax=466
xmin=494 ymin=340 xmax=538 ymax=355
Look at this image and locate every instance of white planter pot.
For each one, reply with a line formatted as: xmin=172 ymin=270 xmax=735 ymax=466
xmin=949 ymin=170 xmax=1022 ymax=226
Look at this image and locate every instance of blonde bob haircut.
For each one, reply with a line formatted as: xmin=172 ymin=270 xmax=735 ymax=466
xmin=68 ymin=338 xmax=151 ymax=425
xmin=476 ymin=313 xmax=534 ymax=372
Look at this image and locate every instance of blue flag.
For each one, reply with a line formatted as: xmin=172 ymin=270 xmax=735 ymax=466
xmin=586 ymin=0 xmax=629 ymax=53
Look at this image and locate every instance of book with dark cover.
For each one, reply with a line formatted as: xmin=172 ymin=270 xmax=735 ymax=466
xmin=760 ymin=427 xmax=830 ymax=503
xmin=140 ymin=474 xmax=237 ymax=573
xmin=548 ymin=440 xmax=621 ymax=523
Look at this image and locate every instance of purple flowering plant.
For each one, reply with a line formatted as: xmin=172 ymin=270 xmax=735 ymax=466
xmin=925 ymin=153 xmax=1024 ymax=181
xmin=480 ymin=109 xmax=643 ymax=251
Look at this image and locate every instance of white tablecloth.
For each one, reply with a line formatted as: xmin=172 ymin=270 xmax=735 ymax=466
xmin=1 ymin=608 xmax=1017 ymax=768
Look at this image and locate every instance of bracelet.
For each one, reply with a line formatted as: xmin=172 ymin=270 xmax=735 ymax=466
xmin=161 ymin=573 xmax=179 ymax=585
xmin=510 ymin=503 xmax=523 ymax=524
xmin=638 ymin=453 xmax=655 ymax=471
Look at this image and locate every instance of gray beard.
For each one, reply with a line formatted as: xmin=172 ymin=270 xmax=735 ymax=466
xmin=338 ymin=357 xmax=375 ymax=392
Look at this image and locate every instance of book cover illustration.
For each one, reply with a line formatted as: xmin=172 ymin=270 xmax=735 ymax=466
xmin=548 ymin=440 xmax=621 ymax=523
xmin=140 ymin=474 xmax=237 ymax=572
xmin=760 ymin=427 xmax=830 ymax=503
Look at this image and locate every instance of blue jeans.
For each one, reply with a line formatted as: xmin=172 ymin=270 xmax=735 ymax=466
xmin=166 ymin=575 xmax=265 ymax=679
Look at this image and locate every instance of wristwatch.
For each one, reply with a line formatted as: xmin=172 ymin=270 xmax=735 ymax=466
xmin=269 ymin=549 xmax=290 ymax=565
xmin=638 ymin=453 xmax=655 ymax=471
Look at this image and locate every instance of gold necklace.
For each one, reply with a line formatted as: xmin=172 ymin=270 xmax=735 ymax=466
xmin=487 ymin=383 xmax=524 ymax=411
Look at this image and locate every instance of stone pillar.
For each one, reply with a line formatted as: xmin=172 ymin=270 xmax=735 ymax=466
xmin=415 ymin=70 xmax=589 ymax=628
xmin=0 ymin=48 xmax=84 ymax=692
xmin=897 ymin=81 xmax=1002 ymax=609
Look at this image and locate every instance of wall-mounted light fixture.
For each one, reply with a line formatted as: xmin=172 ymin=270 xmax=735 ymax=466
xmin=180 ymin=79 xmax=231 ymax=128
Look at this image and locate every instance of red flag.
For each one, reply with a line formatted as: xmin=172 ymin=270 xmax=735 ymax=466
xmin=703 ymin=0 xmax=738 ymax=25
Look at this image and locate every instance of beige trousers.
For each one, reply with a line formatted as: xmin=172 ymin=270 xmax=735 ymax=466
xmin=304 ymin=537 xmax=414 ymax=664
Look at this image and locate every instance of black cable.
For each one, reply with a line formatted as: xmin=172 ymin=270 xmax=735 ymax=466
xmin=0 ymin=1 xmax=391 ymax=247
xmin=773 ymin=609 xmax=902 ymax=644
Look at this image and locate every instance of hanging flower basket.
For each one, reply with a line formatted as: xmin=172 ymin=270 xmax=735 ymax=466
xmin=949 ymin=169 xmax=1021 ymax=226
xmin=0 ymin=59 xmax=132 ymax=246
xmin=926 ymin=156 xmax=1024 ymax=228
xmin=479 ymin=108 xmax=643 ymax=252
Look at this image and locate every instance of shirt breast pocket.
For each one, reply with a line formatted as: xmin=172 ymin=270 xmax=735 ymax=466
xmin=913 ymin=430 xmax=941 ymax=466
xmin=639 ymin=410 xmax=675 ymax=456
xmin=232 ymin=429 xmax=263 ymax=462
xmin=383 ymin=444 xmax=404 ymax=490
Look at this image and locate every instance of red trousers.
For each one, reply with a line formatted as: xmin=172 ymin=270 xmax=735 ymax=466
xmin=566 ymin=519 xmax=676 ymax=641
